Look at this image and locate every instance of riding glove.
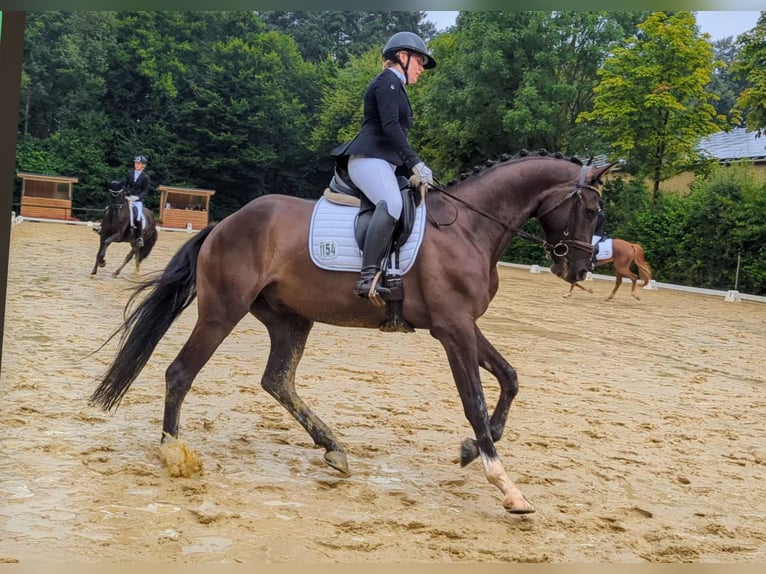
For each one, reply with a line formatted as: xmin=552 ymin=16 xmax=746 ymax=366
xmin=410 ymin=162 xmax=434 ymax=187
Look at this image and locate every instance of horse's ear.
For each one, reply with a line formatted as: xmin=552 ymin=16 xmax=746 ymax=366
xmin=588 ymin=161 xmax=621 ymax=186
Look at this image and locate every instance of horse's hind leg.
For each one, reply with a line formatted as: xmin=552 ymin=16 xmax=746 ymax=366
xmin=460 ymin=326 xmax=519 ymax=467
xmin=113 ymin=249 xmax=135 ymax=277
xmin=627 ymin=270 xmax=642 ymax=300
xmin=253 ymin=302 xmax=349 ymax=474
xmin=163 ymin=317 xmax=242 ymax=441
xmin=606 ymin=276 xmax=623 ymax=301
xmin=563 ymin=282 xmax=591 ymax=298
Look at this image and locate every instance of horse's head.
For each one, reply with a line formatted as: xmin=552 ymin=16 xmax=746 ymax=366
xmin=108 ymin=180 xmax=126 ymax=206
xmin=536 ymin=161 xmax=619 ymax=283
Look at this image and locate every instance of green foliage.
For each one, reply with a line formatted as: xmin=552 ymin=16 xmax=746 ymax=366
xmin=259 ymin=11 xmax=433 ymax=66
xmin=732 ymin=12 xmax=766 ymax=135
xmin=664 ymin=167 xmax=760 ymax=291
xmin=168 ymin=28 xmax=323 ymax=215
xmin=578 ymin=12 xmax=726 ymax=198
xmin=599 ymin=165 xmax=766 ymax=295
xmin=311 ymin=49 xmax=381 ymax=155
xmin=413 ymin=12 xmax=645 ymax=180
xmin=501 ymin=219 xmax=552 ymax=266
xmin=710 ymin=37 xmax=747 ymax=123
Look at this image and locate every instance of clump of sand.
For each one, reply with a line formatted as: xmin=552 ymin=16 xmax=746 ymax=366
xmin=158 ymin=435 xmax=203 ymax=477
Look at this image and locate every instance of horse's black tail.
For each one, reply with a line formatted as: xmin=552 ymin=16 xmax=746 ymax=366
xmin=89 ymin=225 xmax=216 ymax=411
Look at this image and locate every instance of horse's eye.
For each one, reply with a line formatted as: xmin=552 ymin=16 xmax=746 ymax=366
xmin=585 ymin=208 xmax=597 ymax=218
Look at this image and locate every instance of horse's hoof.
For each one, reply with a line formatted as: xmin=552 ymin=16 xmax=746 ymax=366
xmin=324 ymin=450 xmax=350 ymax=475
xmin=504 ymin=493 xmax=536 ymax=514
xmin=460 ymin=438 xmax=480 ymax=467
xmin=98 ymin=261 xmax=106 ymax=268
xmin=562 ymin=293 xmax=571 ymax=298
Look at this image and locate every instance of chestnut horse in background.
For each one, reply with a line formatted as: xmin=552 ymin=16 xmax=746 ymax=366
xmin=564 ymin=238 xmax=652 ymax=300
xmin=89 ymin=152 xmax=618 ymax=514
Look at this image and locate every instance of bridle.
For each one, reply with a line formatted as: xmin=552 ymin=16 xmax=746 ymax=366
xmin=428 ymin=165 xmax=600 ymax=258
xmin=106 ymin=187 xmax=127 ymax=217
xmin=536 ymin=165 xmax=601 ymax=259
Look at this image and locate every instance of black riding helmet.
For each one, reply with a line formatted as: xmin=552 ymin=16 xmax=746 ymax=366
xmin=382 ymin=31 xmax=436 ymax=69
xmin=134 ymin=155 xmax=147 ymax=164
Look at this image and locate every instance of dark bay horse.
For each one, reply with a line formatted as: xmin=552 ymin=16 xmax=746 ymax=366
xmin=91 ymin=182 xmax=157 ymax=276
xmin=563 ymin=238 xmax=652 ymax=300
xmin=90 ymin=152 xmax=618 ymax=514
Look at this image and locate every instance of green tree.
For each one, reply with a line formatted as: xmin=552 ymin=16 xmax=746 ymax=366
xmin=709 ymin=37 xmax=746 ymax=123
xmin=577 ymin=11 xmax=725 ymax=200
xmin=413 ymin=12 xmax=645 ymax=181
xmin=17 ymin=12 xmax=117 ymax=206
xmin=168 ymin=27 xmax=323 ymax=216
xmin=258 ymin=11 xmax=434 ymax=66
xmin=20 ymin=13 xmax=114 ymax=137
xmin=311 ymin=48 xmax=380 ymax=156
xmin=732 ymin=11 xmax=766 ymax=135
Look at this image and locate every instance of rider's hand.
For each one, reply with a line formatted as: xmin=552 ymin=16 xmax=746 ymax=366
xmin=410 ymin=162 xmax=433 ymax=187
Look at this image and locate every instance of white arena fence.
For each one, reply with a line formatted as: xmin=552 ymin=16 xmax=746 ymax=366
xmin=9 ymin=213 xmax=766 ymax=305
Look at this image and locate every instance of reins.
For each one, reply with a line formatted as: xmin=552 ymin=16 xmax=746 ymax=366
xmin=426 ymin=164 xmax=600 ymax=255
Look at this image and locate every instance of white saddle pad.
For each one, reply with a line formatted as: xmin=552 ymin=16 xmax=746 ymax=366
xmin=309 ymin=196 xmax=427 ymax=274
xmin=595 ymin=238 xmax=613 ymax=261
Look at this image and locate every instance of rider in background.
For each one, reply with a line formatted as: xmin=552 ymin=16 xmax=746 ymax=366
xmin=331 ymin=31 xmax=436 ymax=300
xmin=590 ymin=198 xmax=606 ymax=270
xmin=125 ymin=154 xmax=150 ymax=247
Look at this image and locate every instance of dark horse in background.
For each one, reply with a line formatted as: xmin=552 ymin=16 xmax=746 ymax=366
xmin=563 ymin=237 xmax=652 ymax=301
xmin=91 ymin=181 xmax=157 ymax=276
xmin=89 ymin=151 xmax=618 ymax=514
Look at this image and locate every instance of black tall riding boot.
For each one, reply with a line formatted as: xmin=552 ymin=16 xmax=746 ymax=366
xmin=354 ymin=201 xmax=397 ymax=298
xmin=589 ymin=244 xmax=599 ymax=270
xmin=134 ymin=217 xmax=144 ymax=247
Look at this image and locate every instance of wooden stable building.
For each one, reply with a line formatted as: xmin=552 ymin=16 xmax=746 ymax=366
xmin=17 ymin=172 xmax=79 ymax=220
xmin=158 ymin=185 xmax=216 ymax=230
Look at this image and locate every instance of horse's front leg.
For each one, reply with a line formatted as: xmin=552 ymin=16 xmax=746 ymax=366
xmin=459 ymin=326 xmax=518 ymax=466
xmin=91 ymin=234 xmax=115 ymax=275
xmin=91 ymin=238 xmax=105 ymax=275
xmin=432 ymin=322 xmax=534 ymax=514
xmin=97 ymin=232 xmax=121 ymax=272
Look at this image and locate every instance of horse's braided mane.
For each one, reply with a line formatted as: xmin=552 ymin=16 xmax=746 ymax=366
xmin=446 ymin=149 xmax=583 ymax=187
